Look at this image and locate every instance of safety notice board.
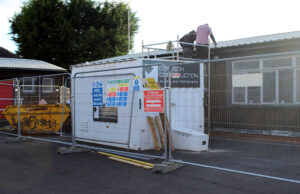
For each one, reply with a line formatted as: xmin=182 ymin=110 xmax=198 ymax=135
xmin=105 ymin=79 xmax=129 ymax=107
xmin=144 ymin=90 xmax=164 ymax=112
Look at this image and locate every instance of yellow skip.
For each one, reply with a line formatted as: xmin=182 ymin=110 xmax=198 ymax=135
xmin=98 ymin=151 xmax=154 ymax=167
xmin=2 ymin=104 xmax=70 ymax=133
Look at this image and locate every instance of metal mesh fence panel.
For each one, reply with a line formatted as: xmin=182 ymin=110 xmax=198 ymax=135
xmin=72 ymin=66 xmax=169 ymax=159
xmin=0 ymin=74 xmax=72 ymax=146
xmin=17 ymin=74 xmax=71 ymax=135
xmin=171 ymin=55 xmax=300 ymax=183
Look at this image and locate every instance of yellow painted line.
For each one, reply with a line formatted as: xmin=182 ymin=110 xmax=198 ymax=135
xmin=98 ymin=151 xmax=155 ymax=167
xmin=108 ymin=157 xmax=153 ymax=170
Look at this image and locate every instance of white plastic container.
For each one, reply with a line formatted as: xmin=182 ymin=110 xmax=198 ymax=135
xmin=172 ymin=128 xmax=208 ymax=151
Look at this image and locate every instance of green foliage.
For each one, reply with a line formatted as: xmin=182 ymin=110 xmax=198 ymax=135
xmin=10 ymin=0 xmax=139 ymax=69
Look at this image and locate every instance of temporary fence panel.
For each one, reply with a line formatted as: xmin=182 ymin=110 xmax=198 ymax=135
xmin=206 ymin=57 xmax=300 ymax=182
xmin=165 ymin=62 xmax=208 ymax=152
xmin=143 ymin=59 xmax=208 ymax=152
xmin=0 ymin=74 xmax=71 ymax=135
xmin=73 ymin=59 xmax=163 ymax=150
xmin=74 ymin=60 xmax=137 ymax=149
xmin=171 ymin=53 xmax=300 ymax=184
xmin=74 ymin=74 xmax=137 ymax=147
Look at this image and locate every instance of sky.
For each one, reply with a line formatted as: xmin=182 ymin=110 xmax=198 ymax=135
xmin=1 ymin=0 xmax=300 ymax=54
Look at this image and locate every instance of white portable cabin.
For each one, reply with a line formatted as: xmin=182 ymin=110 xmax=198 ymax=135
xmin=71 ymin=58 xmax=208 ymax=151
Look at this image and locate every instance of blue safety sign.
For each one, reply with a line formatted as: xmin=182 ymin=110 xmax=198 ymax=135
xmin=92 ymin=81 xmax=103 ymax=107
xmin=133 ymin=78 xmax=140 ymax=91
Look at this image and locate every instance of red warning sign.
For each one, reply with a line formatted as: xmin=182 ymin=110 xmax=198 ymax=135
xmin=144 ymin=90 xmax=164 ymax=112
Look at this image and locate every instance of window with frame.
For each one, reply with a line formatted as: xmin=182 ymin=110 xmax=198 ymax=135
xmin=42 ymin=78 xmax=53 ymax=93
xmin=296 ymin=70 xmax=300 ymax=103
xmin=232 ymin=56 xmax=298 ymax=105
xmin=22 ymin=78 xmax=35 ymax=93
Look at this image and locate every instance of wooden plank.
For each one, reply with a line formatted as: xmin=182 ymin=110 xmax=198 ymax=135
xmin=147 ymin=116 xmax=161 ymax=151
xmin=108 ymin=157 xmax=153 ymax=170
xmin=159 ymin=113 xmax=175 ymax=152
xmin=155 ymin=115 xmax=165 ymax=148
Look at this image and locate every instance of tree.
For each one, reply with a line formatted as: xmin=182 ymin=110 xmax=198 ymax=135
xmin=10 ymin=0 xmax=139 ymax=69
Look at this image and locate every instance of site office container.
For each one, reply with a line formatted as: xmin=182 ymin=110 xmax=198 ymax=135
xmin=71 ymin=58 xmax=208 ymax=151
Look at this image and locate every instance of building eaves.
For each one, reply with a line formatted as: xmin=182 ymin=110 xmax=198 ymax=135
xmin=215 ymin=30 xmax=300 ymax=48
xmin=0 ymin=58 xmax=67 ymax=72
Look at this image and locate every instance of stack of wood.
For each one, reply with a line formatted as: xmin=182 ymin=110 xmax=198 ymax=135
xmin=147 ymin=113 xmax=175 ymax=152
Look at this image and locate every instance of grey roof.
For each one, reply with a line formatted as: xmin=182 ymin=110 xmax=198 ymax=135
xmin=215 ymin=30 xmax=300 ymax=48
xmin=87 ymin=52 xmax=144 ymax=64
xmin=72 ymin=30 xmax=300 ymax=67
xmin=71 ymin=50 xmax=173 ymax=68
xmin=0 ymin=47 xmax=17 ymax=58
xmin=0 ymin=58 xmax=66 ymax=72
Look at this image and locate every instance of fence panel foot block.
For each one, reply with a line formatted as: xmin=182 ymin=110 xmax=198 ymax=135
xmin=57 ymin=146 xmax=91 ymax=154
xmin=5 ymin=137 xmax=32 ymax=143
xmin=152 ymin=162 xmax=183 ymax=174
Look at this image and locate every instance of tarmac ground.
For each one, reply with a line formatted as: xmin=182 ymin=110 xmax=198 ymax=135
xmin=0 ymin=134 xmax=300 ymax=194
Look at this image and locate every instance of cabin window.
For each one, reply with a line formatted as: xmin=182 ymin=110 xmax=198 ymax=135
xmin=233 ymin=87 xmax=245 ymax=103
xmin=262 ymin=71 xmax=276 ymax=103
xmin=232 ymin=71 xmax=262 ymax=104
xmin=297 ymin=57 xmax=300 ymax=66
xmin=42 ymin=78 xmax=54 ymax=93
xmin=248 ymin=86 xmax=260 ymax=104
xmin=232 ymin=56 xmax=300 ymax=105
xmin=278 ymin=70 xmax=293 ymax=104
xmin=263 ymin=58 xmax=292 ymax=68
xmin=296 ymin=70 xmax=300 ymax=103
xmin=234 ymin=61 xmax=259 ymax=70
xmin=22 ymin=78 xmax=35 ymax=93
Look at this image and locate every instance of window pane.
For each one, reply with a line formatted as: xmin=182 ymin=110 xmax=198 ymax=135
xmin=248 ymin=86 xmax=260 ymax=103
xmin=297 ymin=57 xmax=300 ymax=66
xmin=232 ymin=73 xmax=262 ymax=87
xmin=296 ymin=70 xmax=300 ymax=102
xmin=23 ymin=78 xmax=34 ymax=92
xmin=263 ymin=58 xmax=292 ymax=68
xmin=42 ymin=78 xmax=53 ymax=92
xmin=233 ymin=87 xmax=245 ymax=103
xmin=234 ymin=61 xmax=259 ymax=71
xmin=279 ymin=70 xmax=293 ymax=104
xmin=263 ymin=72 xmax=276 ymax=103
